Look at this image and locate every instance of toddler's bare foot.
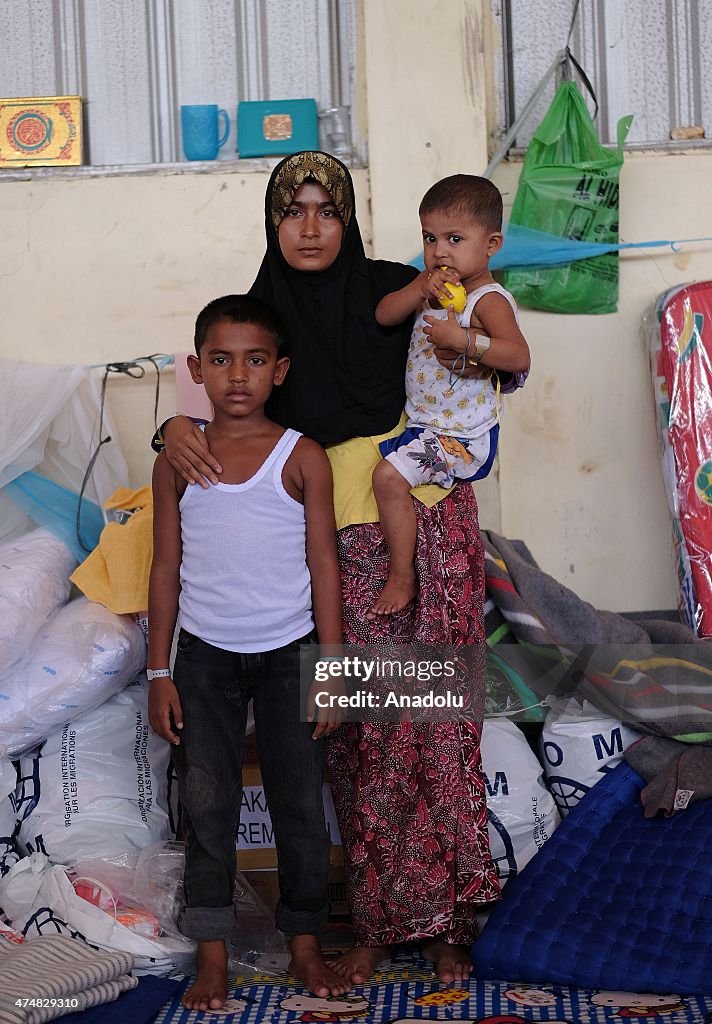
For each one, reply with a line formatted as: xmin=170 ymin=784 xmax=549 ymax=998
xmin=289 ymin=934 xmax=350 ymax=996
xmin=183 ymin=939 xmax=228 ymax=1011
xmin=330 ymin=944 xmax=390 ymax=985
xmin=421 ymin=938 xmax=472 ymax=985
xmin=366 ymin=572 xmax=417 ymax=619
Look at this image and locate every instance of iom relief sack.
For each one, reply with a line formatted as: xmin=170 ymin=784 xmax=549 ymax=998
xmin=504 ymin=81 xmax=632 ymax=314
xmin=0 ymin=597 xmax=146 ymax=759
xmin=16 ymin=676 xmax=171 ymax=865
xmin=538 ymin=695 xmax=641 ymax=815
xmin=481 ymin=717 xmax=560 ymax=885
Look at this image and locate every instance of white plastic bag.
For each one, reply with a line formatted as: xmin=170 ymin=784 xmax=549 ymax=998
xmin=0 ymin=853 xmax=193 ymax=976
xmin=0 ymin=360 xmax=128 ymax=547
xmin=0 ymin=529 xmax=76 ymax=677
xmin=481 ymin=717 xmax=561 ymax=885
xmin=0 ymin=597 xmax=146 ymax=759
xmin=0 ymin=794 xmax=19 ymax=879
xmin=538 ymin=695 xmax=642 ymax=815
xmin=16 ymin=676 xmax=171 ymax=864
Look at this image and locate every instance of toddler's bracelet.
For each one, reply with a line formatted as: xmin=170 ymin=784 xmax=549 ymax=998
xmin=147 ymin=668 xmax=172 ymax=680
xmin=467 ymin=334 xmax=492 ymax=366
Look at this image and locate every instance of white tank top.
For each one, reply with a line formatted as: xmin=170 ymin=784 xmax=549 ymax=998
xmin=178 ymin=428 xmax=313 ymax=653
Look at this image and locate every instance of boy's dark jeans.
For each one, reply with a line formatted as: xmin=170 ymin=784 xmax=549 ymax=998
xmin=172 ymin=628 xmax=329 ymax=942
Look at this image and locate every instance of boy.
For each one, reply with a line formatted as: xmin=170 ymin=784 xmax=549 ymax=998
xmin=368 ymin=174 xmax=530 ymax=618
xmin=148 ymin=294 xmax=346 ymax=1011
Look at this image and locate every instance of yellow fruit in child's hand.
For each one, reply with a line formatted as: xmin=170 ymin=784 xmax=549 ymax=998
xmin=437 ymin=280 xmax=467 ymax=314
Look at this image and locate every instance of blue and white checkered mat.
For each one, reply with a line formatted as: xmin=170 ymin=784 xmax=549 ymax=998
xmin=152 ymin=953 xmax=712 ymax=1024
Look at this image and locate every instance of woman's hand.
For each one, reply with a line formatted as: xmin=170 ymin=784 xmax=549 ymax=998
xmin=423 ymin=306 xmax=467 ymax=352
xmin=163 ymin=417 xmax=222 ymax=487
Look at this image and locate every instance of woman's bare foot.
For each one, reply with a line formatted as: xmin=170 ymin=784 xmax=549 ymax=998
xmin=289 ymin=934 xmax=350 ymax=996
xmin=330 ymin=944 xmax=390 ymax=985
xmin=366 ymin=572 xmax=417 ymax=619
xmin=183 ymin=939 xmax=228 ymax=1011
xmin=421 ymin=939 xmax=472 ymax=984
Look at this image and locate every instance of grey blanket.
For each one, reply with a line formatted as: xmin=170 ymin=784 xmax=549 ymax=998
xmin=0 ymin=935 xmax=136 ymax=1024
xmin=482 ymin=531 xmax=712 ymax=813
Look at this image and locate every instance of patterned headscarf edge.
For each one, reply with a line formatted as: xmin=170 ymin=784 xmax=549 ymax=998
xmin=269 ymin=151 xmax=353 ymax=230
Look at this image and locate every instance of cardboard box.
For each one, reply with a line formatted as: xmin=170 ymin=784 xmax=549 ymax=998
xmin=237 ymin=764 xmax=342 ymax=870
xmin=0 ymin=96 xmax=82 ymax=167
xmin=243 ymin=861 xmax=348 ymax=918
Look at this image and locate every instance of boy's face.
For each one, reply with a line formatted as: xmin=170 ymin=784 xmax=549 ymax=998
xmin=188 ymin=319 xmax=289 ymax=418
xmin=420 ymin=208 xmax=503 ymax=289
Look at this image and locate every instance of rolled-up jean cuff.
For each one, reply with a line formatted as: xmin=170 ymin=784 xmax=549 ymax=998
xmin=178 ymin=903 xmax=239 ymax=942
xmin=276 ymin=899 xmax=329 ymax=938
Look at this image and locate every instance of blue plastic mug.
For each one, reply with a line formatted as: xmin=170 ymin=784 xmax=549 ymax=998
xmin=180 ymin=104 xmax=230 ymax=161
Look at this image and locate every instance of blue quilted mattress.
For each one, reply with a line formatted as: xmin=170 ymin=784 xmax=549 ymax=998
xmin=472 ymin=761 xmax=712 ymax=994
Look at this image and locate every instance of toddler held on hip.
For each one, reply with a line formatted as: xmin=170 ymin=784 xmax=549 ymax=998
xmin=369 ymin=174 xmax=530 ymax=619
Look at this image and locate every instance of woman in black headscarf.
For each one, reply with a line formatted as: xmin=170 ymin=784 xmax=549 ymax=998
xmin=157 ymin=151 xmax=500 ymax=984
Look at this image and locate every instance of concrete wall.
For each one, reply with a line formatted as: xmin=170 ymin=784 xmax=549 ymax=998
xmin=492 ymin=152 xmax=712 ymax=612
xmin=2 ymin=0 xmax=711 ymax=613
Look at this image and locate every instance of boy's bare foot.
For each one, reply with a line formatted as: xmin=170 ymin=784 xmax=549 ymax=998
xmin=421 ymin=938 xmax=472 ymax=984
xmin=330 ymin=944 xmax=390 ymax=984
xmin=289 ymin=934 xmax=350 ymax=996
xmin=183 ymin=939 xmax=228 ymax=1011
xmin=366 ymin=572 xmax=417 ymax=619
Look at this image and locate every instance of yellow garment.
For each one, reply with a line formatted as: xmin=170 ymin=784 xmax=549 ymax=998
xmin=326 ymin=414 xmax=453 ymax=531
xmin=70 ymin=486 xmax=153 ymax=615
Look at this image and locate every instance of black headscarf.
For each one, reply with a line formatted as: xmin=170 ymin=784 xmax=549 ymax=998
xmin=249 ymin=151 xmax=419 ymax=445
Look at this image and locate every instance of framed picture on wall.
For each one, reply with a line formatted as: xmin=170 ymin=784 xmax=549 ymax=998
xmin=0 ymin=96 xmax=82 ymax=167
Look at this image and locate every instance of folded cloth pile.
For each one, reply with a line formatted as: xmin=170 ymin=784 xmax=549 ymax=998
xmin=0 ymin=934 xmax=136 ymax=1024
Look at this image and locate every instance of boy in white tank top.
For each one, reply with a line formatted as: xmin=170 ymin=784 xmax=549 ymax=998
xmin=148 ymin=295 xmax=345 ymax=1011
xmin=369 ymin=175 xmax=531 ymax=619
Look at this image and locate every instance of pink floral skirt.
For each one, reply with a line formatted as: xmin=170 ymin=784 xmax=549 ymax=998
xmin=327 ymin=484 xmax=500 ymax=947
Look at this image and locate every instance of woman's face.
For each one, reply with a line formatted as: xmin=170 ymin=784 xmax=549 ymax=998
xmin=277 ymin=181 xmax=344 ymax=272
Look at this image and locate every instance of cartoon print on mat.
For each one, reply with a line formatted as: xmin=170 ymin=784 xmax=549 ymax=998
xmin=278 ymin=994 xmax=371 ymax=1021
xmin=590 ymin=992 xmax=684 ymax=1016
xmin=385 ymin=1020 xmax=478 ymax=1024
xmin=478 ymin=1018 xmax=571 ymax=1024
xmin=503 ymin=987 xmax=559 ymax=1006
xmin=413 ymin=988 xmax=470 ymax=1007
xmin=194 ymin=996 xmax=252 ymax=1017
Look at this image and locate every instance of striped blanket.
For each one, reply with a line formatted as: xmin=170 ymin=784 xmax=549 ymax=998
xmin=482 ymin=531 xmax=712 ymax=805
xmin=0 ymin=935 xmax=136 ymax=1024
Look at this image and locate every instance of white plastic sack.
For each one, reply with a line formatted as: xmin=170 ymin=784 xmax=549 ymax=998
xmin=481 ymin=717 xmax=561 ymax=885
xmin=17 ymin=676 xmax=171 ymax=865
xmin=0 ymin=797 xmax=18 ymax=880
xmin=0 ymin=853 xmax=192 ymax=976
xmin=0 ymin=529 xmax=76 ymax=677
xmin=0 ymin=597 xmax=146 ymax=760
xmin=538 ymin=695 xmax=642 ymax=816
xmin=0 ymin=761 xmax=19 ymax=878
xmin=0 ymin=360 xmax=128 ymax=546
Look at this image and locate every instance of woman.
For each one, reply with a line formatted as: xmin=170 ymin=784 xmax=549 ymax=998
xmin=157 ymin=151 xmax=501 ymax=985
